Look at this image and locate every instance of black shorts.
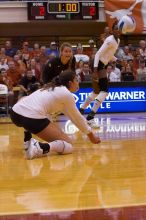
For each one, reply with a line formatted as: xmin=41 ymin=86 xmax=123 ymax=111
xmin=10 ymin=109 xmax=50 ymax=134
xmin=97 ymin=60 xmax=108 ymax=71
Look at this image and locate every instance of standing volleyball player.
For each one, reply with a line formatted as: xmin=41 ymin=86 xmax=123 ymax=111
xmin=42 ymin=42 xmax=76 ymax=83
xmin=80 ymin=22 xmax=121 ymax=121
xmin=10 ymin=70 xmax=100 ymax=160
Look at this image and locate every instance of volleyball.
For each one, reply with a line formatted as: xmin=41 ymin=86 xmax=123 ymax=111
xmin=118 ymin=15 xmax=136 ymax=34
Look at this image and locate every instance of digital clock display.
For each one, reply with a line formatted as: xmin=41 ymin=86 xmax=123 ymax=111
xmin=48 ymin=3 xmax=79 ymax=14
xmin=27 ymin=2 xmax=99 ymax=20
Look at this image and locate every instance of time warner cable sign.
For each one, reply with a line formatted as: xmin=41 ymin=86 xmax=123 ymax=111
xmin=73 ymin=86 xmax=146 ymax=113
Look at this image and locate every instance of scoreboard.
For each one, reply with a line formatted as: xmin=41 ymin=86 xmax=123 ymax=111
xmin=27 ymin=2 xmax=99 ymax=20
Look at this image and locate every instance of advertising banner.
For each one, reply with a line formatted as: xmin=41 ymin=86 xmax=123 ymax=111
xmin=104 ymin=0 xmax=146 ymax=34
xmin=74 ymin=86 xmax=146 ymax=113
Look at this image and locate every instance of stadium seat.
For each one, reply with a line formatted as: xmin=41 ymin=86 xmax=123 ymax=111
xmin=0 ymin=84 xmax=9 ymax=116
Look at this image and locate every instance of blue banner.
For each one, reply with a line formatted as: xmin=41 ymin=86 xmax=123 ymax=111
xmin=73 ymin=86 xmax=146 ymax=113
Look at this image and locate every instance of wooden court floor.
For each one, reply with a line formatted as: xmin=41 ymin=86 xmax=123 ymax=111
xmin=0 ymin=112 xmax=146 ymax=220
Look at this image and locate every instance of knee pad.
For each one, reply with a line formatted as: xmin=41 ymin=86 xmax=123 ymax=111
xmin=95 ymin=91 xmax=108 ymax=103
xmin=61 ymin=141 xmax=73 ymax=155
xmin=49 ymin=140 xmax=73 ymax=155
xmin=99 ymin=77 xmax=108 ymax=92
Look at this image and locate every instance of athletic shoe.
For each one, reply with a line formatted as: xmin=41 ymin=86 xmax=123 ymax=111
xmin=25 ymin=138 xmax=43 ymax=160
xmin=87 ymin=119 xmax=100 ymax=129
xmin=79 ymin=108 xmax=85 ymax=115
xmin=49 ymin=140 xmax=73 ymax=155
xmin=24 ymin=139 xmax=31 ymax=150
xmin=86 ymin=111 xmax=95 ymax=121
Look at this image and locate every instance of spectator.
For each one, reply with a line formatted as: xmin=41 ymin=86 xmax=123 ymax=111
xmin=79 ymin=62 xmax=92 ymax=82
xmin=136 ymin=60 xmax=146 ymax=81
xmin=76 ymin=60 xmax=84 ymax=76
xmin=74 ymin=44 xmax=89 ymax=63
xmin=127 ymin=59 xmax=136 ymax=79
xmin=0 ymin=47 xmax=10 ymax=61
xmin=0 ymin=68 xmax=14 ymax=108
xmin=107 ymin=64 xmax=121 ymax=82
xmin=127 ymin=43 xmax=136 ymax=57
xmin=39 ymin=45 xmax=48 ymax=64
xmin=16 ymin=50 xmax=23 ymax=60
xmin=121 ymin=46 xmax=134 ymax=61
xmin=32 ymin=42 xmax=42 ymax=58
xmin=0 ymin=68 xmax=12 ymax=89
xmin=0 ymin=57 xmax=9 ymax=71
xmin=21 ymin=41 xmax=33 ymax=67
xmin=136 ymin=40 xmax=146 ymax=61
xmin=133 ymin=54 xmax=142 ymax=71
xmin=45 ymin=41 xmax=59 ymax=58
xmin=13 ymin=54 xmax=26 ymax=75
xmin=111 ymin=61 xmax=121 ymax=80
xmin=85 ymin=39 xmax=97 ymax=58
xmin=116 ymin=46 xmax=125 ymax=60
xmin=121 ymin=65 xmax=134 ymax=81
xmin=29 ymin=58 xmax=41 ymax=81
xmin=115 ymin=59 xmax=123 ymax=71
xmin=4 ymin=40 xmax=17 ymax=58
xmin=6 ymin=60 xmax=22 ymax=87
xmin=18 ymin=69 xmax=40 ymax=99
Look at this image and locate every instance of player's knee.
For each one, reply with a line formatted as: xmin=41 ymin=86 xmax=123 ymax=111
xmin=61 ymin=141 xmax=73 ymax=154
xmin=49 ymin=140 xmax=73 ymax=155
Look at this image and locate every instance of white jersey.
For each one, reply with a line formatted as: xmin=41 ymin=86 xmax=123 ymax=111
xmin=94 ymin=35 xmax=120 ymax=67
xmin=12 ymin=86 xmax=92 ymax=135
xmin=74 ymin=54 xmax=89 ymax=63
xmin=108 ymin=71 xmax=121 ymax=82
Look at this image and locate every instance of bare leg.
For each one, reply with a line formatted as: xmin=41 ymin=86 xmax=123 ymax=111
xmin=36 ymin=122 xmax=72 ymax=144
xmin=87 ymin=68 xmax=108 ymax=121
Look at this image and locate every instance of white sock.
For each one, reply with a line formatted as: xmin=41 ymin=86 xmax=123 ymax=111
xmin=49 ymin=140 xmax=73 ymax=154
xmin=81 ymin=91 xmax=97 ymax=109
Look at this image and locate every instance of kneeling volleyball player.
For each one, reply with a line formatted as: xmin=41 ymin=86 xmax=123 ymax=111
xmin=10 ymin=70 xmax=101 ymax=160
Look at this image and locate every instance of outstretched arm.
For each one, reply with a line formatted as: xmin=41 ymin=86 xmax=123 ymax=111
xmin=63 ymin=93 xmax=101 ymax=144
